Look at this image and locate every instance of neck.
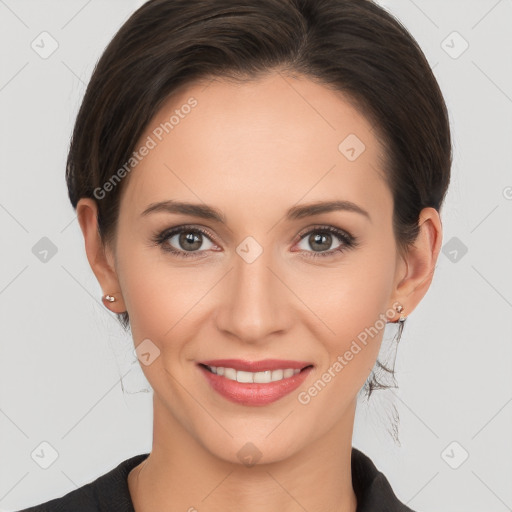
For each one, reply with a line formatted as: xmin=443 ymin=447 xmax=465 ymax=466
xmin=128 ymin=396 xmax=358 ymax=512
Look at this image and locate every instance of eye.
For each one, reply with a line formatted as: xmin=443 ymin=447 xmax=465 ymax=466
xmin=152 ymin=224 xmax=358 ymax=260
xmin=294 ymin=225 xmax=357 ymax=258
xmin=153 ymin=225 xmax=217 ymax=258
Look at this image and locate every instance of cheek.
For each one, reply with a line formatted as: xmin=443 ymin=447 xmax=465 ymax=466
xmin=294 ymin=256 xmax=396 ymax=416
xmin=115 ymin=239 xmax=191 ymax=346
xmin=302 ymin=248 xmax=396 ymax=342
xmin=294 ymin=245 xmax=397 ymax=402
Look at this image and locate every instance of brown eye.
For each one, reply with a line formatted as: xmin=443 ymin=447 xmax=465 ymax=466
xmin=176 ymin=231 xmax=204 ymax=251
xmin=167 ymin=229 xmax=215 ymax=253
xmin=295 ymin=226 xmax=356 ymax=258
xmin=154 ymin=226 xmax=216 ymax=258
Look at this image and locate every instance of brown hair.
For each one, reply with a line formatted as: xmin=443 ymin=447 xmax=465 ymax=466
xmin=66 ymin=0 xmax=451 ymax=401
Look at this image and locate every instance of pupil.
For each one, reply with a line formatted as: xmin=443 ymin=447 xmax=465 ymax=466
xmin=311 ymin=232 xmax=331 ymax=251
xmin=180 ymin=232 xmax=201 ymax=250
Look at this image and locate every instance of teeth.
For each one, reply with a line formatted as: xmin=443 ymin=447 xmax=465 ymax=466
xmin=236 ymin=370 xmax=254 ymax=383
xmin=207 ymin=366 xmax=301 ymax=383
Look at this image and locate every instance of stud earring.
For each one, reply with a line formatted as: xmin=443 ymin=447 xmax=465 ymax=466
xmin=394 ymin=303 xmax=407 ymax=344
xmin=103 ymin=294 xmax=116 ymax=303
xmin=395 ymin=303 xmax=406 ymax=322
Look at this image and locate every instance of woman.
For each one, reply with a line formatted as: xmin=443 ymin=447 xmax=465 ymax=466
xmin=18 ymin=0 xmax=450 ymax=510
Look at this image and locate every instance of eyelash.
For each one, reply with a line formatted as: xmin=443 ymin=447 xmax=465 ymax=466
xmin=151 ymin=224 xmax=358 ymax=260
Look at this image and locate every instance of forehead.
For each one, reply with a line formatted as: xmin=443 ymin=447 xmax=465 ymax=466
xmin=120 ymin=72 xmax=391 ymax=226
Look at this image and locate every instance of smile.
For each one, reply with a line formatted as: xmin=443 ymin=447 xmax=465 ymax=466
xmin=203 ymin=364 xmax=303 ymax=383
xmin=197 ymin=359 xmax=314 ymax=406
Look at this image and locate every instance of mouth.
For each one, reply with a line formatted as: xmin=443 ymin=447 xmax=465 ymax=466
xmin=196 ymin=359 xmax=314 ymax=406
xmin=198 ymin=362 xmax=314 ymax=384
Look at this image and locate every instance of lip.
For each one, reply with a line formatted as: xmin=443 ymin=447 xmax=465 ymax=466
xmin=197 ymin=359 xmax=314 ymax=406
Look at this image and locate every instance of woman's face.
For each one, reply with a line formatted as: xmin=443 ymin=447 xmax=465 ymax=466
xmin=89 ymin=72 xmax=418 ymax=464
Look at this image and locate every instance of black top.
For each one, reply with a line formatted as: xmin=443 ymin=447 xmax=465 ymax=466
xmin=17 ymin=447 xmax=416 ymax=512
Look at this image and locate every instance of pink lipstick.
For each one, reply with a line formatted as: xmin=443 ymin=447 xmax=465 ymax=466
xmin=197 ymin=358 xmax=313 ymax=406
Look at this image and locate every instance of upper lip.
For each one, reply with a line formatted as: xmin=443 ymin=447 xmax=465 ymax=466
xmin=198 ymin=359 xmax=313 ymax=372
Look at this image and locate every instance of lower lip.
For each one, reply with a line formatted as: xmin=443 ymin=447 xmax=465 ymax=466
xmin=198 ymin=365 xmax=313 ymax=406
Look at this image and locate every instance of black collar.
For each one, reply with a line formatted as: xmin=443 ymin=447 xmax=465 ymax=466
xmin=351 ymin=447 xmax=416 ymax=511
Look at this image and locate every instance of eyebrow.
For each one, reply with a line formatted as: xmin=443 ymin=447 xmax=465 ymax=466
xmin=140 ymin=199 xmax=371 ymax=223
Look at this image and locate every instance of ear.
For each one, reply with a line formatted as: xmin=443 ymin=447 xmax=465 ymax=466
xmin=76 ymin=198 xmax=127 ymax=313
xmin=390 ymin=206 xmax=443 ymax=320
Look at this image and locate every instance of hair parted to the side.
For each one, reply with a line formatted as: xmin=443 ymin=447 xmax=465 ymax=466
xmin=66 ymin=0 xmax=451 ymax=406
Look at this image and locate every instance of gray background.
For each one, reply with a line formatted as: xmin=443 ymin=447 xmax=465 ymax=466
xmin=1 ymin=0 xmax=511 ymax=511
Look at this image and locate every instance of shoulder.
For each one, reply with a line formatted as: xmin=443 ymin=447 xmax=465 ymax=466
xmin=16 ymin=453 xmax=150 ymax=512
xmin=351 ymin=447 xmax=418 ymax=512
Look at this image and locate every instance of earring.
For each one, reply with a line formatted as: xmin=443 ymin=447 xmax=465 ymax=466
xmin=394 ymin=303 xmax=406 ymax=344
xmin=103 ymin=294 xmax=116 ymax=303
xmin=395 ymin=303 xmax=406 ymax=322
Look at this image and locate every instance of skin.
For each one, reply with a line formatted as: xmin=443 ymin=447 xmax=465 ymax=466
xmin=77 ymin=71 xmax=442 ymax=512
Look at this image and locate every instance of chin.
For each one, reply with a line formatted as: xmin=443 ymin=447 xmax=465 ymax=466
xmin=191 ymin=416 xmax=313 ymax=467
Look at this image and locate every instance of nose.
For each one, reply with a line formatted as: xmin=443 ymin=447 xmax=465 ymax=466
xmin=214 ymin=247 xmax=293 ymax=345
